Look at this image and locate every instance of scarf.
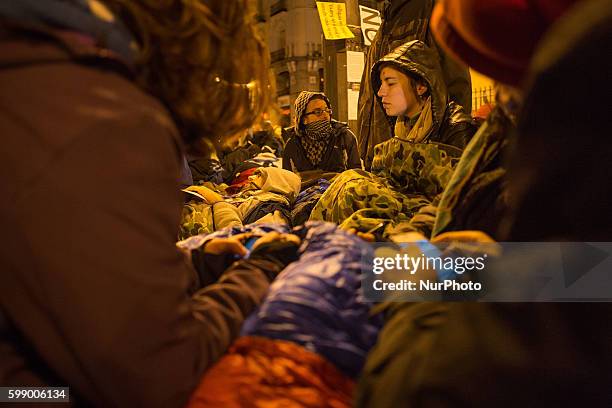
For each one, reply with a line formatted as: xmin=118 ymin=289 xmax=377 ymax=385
xmin=394 ymin=97 xmax=433 ymax=143
xmin=300 ymin=120 xmax=333 ymax=166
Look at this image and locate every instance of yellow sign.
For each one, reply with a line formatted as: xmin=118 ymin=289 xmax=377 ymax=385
xmin=316 ymin=2 xmax=355 ymax=40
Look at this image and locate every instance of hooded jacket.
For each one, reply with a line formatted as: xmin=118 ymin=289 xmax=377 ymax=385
xmin=282 ymin=91 xmax=361 ymax=173
xmin=371 ymin=40 xmax=474 ymax=149
xmin=238 ymin=167 xmax=301 ymax=203
xmin=308 ymin=41 xmax=476 ymax=238
xmin=357 ymin=0 xmax=472 ymax=168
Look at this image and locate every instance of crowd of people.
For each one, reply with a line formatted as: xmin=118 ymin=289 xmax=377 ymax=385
xmin=1 ymin=0 xmax=611 ymax=406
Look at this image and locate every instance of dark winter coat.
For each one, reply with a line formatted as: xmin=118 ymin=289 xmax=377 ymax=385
xmin=282 ymin=120 xmax=362 ymax=173
xmin=501 ymin=0 xmax=612 ymax=242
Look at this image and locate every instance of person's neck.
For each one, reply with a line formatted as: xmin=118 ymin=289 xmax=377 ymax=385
xmin=405 ymin=107 xmax=423 ymax=126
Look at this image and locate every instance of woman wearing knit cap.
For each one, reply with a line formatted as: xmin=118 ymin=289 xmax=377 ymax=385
xmin=282 ymin=91 xmax=361 ymax=173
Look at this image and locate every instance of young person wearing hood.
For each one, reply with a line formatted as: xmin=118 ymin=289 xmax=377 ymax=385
xmin=371 ymin=40 xmax=474 ymax=150
xmin=282 ymin=91 xmax=362 ymax=173
xmin=310 ymin=40 xmax=476 ymax=238
xmin=357 ymin=0 xmax=472 ymax=170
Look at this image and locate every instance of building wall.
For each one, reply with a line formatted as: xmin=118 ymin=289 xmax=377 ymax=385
xmin=264 ymin=0 xmax=324 ymax=125
xmin=262 ymin=0 xmax=385 ymax=126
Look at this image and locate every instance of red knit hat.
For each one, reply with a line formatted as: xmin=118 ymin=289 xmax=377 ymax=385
xmin=431 ymin=0 xmax=580 ymax=86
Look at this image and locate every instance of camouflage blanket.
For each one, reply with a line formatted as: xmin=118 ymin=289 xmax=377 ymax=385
xmin=310 ymin=138 xmax=460 ymax=238
xmin=432 ymin=106 xmax=512 ymax=238
xmin=180 ymin=201 xmax=214 ymax=240
xmin=180 ymin=182 xmax=232 ymax=240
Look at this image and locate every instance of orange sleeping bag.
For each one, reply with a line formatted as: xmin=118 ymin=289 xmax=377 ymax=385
xmin=188 ymin=336 xmax=355 ymax=408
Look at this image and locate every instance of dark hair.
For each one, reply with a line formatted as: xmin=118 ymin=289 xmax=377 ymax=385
xmin=103 ymin=0 xmax=270 ymax=151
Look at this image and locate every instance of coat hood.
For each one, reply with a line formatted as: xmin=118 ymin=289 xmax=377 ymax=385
xmin=371 ymin=40 xmax=448 ymax=132
xmin=293 ymin=91 xmax=331 ymax=135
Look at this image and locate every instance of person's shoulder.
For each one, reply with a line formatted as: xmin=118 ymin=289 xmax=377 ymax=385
xmin=282 ymin=128 xmax=299 ymax=152
xmin=332 ymin=120 xmax=357 ymax=142
xmin=444 ymin=101 xmax=473 ymax=125
xmin=2 ymin=35 xmax=178 ymax=147
xmin=436 ymin=101 xmax=478 ymax=149
xmin=332 ymin=120 xmax=353 ymax=134
xmin=283 ymin=126 xmax=299 ymax=138
xmin=331 ymin=119 xmax=348 ymax=129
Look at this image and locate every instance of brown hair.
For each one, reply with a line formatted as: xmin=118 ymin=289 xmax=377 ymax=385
xmin=103 ymin=0 xmax=270 ymax=151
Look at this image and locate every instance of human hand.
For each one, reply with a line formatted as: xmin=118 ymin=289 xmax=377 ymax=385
xmin=431 ymin=230 xmax=496 ymax=244
xmin=347 ymin=228 xmax=376 ymax=242
xmin=249 ymin=231 xmax=301 ymax=271
xmin=203 ymin=233 xmax=251 ymax=257
xmin=431 ymin=230 xmax=501 ymax=257
xmin=251 ymin=231 xmax=301 ymax=252
xmin=389 ymin=231 xmax=428 ymax=243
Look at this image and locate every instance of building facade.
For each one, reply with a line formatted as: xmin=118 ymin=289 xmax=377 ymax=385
xmin=257 ymin=0 xmax=377 ymax=126
xmin=256 ymin=0 xmax=324 ymax=127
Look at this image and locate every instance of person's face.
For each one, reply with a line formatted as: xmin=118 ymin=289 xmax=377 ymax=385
xmin=378 ymin=66 xmax=424 ymax=118
xmin=302 ymin=99 xmax=331 ymax=125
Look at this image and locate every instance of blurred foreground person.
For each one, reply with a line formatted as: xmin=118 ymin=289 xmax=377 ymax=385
xmin=357 ymin=0 xmax=612 ymax=406
xmin=0 ymin=1 xmax=300 ymax=406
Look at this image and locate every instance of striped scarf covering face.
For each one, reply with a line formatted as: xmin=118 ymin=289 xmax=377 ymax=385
xmin=301 ymin=119 xmax=333 ymax=166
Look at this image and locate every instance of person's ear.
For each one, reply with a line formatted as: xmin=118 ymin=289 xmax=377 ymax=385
xmin=416 ymin=83 xmax=428 ymax=97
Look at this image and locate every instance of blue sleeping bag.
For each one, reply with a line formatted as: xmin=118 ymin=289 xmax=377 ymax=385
xmin=241 ymin=221 xmax=383 ymax=377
